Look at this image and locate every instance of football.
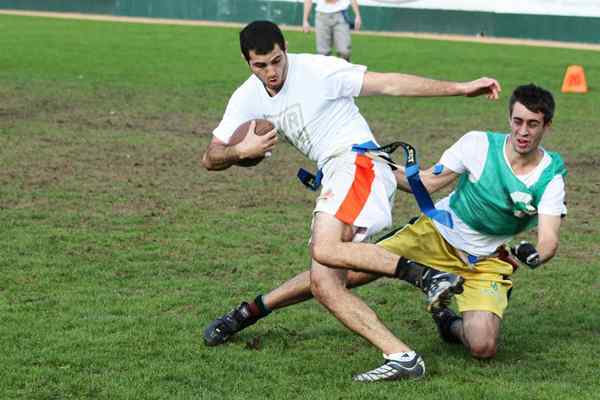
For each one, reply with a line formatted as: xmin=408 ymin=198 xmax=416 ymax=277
xmin=229 ymin=119 xmax=275 ymax=167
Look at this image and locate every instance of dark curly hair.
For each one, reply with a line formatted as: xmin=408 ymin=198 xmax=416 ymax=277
xmin=509 ymin=84 xmax=555 ymax=125
xmin=240 ymin=21 xmax=286 ymax=62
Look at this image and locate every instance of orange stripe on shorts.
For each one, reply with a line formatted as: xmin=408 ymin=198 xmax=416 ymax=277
xmin=335 ymin=154 xmax=375 ymax=225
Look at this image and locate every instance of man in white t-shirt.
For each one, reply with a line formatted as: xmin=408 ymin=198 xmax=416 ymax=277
xmin=299 ymin=84 xmax=566 ymax=373
xmin=303 ymin=0 xmax=361 ymax=61
xmin=201 ymin=20 xmax=501 ymax=381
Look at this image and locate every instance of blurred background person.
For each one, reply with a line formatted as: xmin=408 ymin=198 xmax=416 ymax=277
xmin=303 ymin=0 xmax=361 ymax=61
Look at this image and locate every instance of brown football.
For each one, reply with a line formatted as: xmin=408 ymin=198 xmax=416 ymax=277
xmin=229 ymin=119 xmax=275 ymax=167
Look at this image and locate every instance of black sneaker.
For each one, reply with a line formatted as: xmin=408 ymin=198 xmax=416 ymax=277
xmin=422 ymin=270 xmax=464 ymax=312
xmin=203 ymin=302 xmax=258 ymax=346
xmin=432 ymin=308 xmax=463 ymax=344
xmin=352 ymin=354 xmax=426 ymax=382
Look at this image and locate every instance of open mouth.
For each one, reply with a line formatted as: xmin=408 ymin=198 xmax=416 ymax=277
xmin=516 ymin=138 xmax=529 ymax=149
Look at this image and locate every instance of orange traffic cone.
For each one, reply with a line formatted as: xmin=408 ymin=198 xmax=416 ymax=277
xmin=561 ymin=65 xmax=588 ymax=93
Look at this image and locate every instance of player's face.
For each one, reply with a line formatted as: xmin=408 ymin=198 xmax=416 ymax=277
xmin=508 ymin=101 xmax=550 ymax=156
xmin=247 ymin=44 xmax=288 ymax=95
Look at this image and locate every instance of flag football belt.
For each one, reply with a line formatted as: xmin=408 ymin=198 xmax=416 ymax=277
xmin=297 ymin=168 xmax=323 ymax=191
xmin=297 ymin=140 xmax=453 ymax=228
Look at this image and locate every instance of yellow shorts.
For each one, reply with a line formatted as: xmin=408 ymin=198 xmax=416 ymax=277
xmin=377 ymin=216 xmax=514 ymax=318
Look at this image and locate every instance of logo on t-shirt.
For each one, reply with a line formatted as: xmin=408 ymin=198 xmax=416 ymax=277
xmin=265 ymin=103 xmax=312 ymax=154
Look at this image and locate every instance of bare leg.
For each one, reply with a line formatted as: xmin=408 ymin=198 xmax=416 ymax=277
xmin=311 ymin=213 xmax=401 ymax=276
xmin=263 ymin=270 xmax=380 ymax=310
xmin=309 ymin=212 xmax=411 ymax=355
xmin=203 ymin=213 xmax=386 ymax=347
xmin=451 ymin=311 xmax=500 ymax=359
xmin=311 ymin=259 xmax=410 ymax=354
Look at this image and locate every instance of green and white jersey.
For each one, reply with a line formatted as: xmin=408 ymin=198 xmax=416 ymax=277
xmin=434 ymin=131 xmax=567 ymax=257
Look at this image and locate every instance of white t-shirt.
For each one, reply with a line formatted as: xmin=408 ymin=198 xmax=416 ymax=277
xmin=316 ymin=0 xmax=350 ymax=14
xmin=213 ymin=53 xmax=374 ymax=168
xmin=433 ymin=131 xmax=567 ymax=256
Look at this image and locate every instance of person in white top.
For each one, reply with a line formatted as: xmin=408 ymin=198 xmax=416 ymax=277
xmin=303 ymin=0 xmax=361 ymax=61
xmin=201 ymin=20 xmax=501 ymax=381
xmin=292 ymin=84 xmax=566 ymax=366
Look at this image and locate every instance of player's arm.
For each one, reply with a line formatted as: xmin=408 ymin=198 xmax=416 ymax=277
xmin=201 ymin=136 xmax=240 ymax=171
xmin=535 ymin=214 xmax=561 ymax=264
xmin=394 ymin=164 xmax=459 ymax=193
xmin=359 ymin=72 xmax=501 ymax=99
xmin=512 ymin=173 xmax=566 ymax=268
xmin=510 ymin=214 xmax=561 ymax=268
xmin=201 ymin=121 xmax=277 ymax=171
xmin=510 ymin=215 xmax=561 ymax=268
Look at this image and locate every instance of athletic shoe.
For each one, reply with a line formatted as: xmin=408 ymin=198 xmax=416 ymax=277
xmin=352 ymin=355 xmax=426 ymax=382
xmin=422 ymin=270 xmax=464 ymax=312
xmin=203 ymin=302 xmax=258 ymax=346
xmin=432 ymin=307 xmax=463 ymax=344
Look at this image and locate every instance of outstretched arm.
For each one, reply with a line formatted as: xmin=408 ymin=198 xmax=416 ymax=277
xmin=360 ymin=72 xmax=501 ymax=99
xmin=394 ymin=164 xmax=459 ymax=193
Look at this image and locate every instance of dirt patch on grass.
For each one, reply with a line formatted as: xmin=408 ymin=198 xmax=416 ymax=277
xmin=57 ymin=109 xmax=212 ymax=136
xmin=1 ymin=82 xmax=216 ymax=137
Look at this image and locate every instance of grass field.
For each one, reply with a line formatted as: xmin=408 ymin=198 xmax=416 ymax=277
xmin=1 ymin=14 xmax=599 ymax=400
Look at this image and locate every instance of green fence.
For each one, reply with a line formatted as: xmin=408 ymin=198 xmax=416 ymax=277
xmin=2 ymin=0 xmax=599 ymax=44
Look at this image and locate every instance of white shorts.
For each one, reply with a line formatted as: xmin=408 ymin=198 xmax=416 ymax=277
xmin=313 ymin=151 xmax=396 ymax=242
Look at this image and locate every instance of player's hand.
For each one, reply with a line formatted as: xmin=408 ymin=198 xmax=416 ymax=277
xmin=510 ymin=241 xmax=541 ymax=269
xmin=236 ymin=120 xmax=278 ymax=160
xmin=496 ymin=245 xmax=520 ymax=272
xmin=302 ymin=20 xmax=311 ymax=33
xmin=354 ymin=15 xmax=362 ymax=31
xmin=462 ymin=77 xmax=501 ymax=100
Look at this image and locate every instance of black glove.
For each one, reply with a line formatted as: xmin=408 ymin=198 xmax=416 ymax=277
xmin=510 ymin=241 xmax=541 ymax=269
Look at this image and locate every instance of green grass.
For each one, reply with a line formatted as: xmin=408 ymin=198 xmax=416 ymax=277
xmin=1 ymin=14 xmax=599 ymax=400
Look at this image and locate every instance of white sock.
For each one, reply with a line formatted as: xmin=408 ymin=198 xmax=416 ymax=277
xmin=384 ymin=351 xmax=417 ymax=362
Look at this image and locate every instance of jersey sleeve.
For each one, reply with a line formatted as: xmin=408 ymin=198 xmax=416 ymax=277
xmin=212 ymin=85 xmax=260 ymax=144
xmin=538 ymin=175 xmax=567 ymax=216
xmin=439 ymin=131 xmax=488 ymax=178
xmin=319 ymin=56 xmax=367 ymax=99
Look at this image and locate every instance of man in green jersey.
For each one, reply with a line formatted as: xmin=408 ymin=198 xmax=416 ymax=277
xmin=338 ymin=83 xmax=567 ymax=363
